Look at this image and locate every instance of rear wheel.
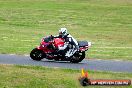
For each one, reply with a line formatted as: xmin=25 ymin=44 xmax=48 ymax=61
xmin=70 ymin=52 xmax=85 ymax=63
xmin=30 ymin=48 xmax=45 ymax=61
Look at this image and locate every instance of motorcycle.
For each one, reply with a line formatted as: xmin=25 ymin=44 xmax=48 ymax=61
xmin=30 ymin=35 xmax=91 ymax=63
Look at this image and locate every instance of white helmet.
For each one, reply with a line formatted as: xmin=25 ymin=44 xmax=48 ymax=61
xmin=59 ymin=28 xmax=68 ymax=37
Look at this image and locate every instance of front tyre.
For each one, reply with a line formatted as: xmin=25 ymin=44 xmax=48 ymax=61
xmin=70 ymin=52 xmax=85 ymax=63
xmin=30 ymin=48 xmax=45 ymax=61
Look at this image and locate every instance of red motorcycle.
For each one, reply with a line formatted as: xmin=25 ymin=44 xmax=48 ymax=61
xmin=30 ymin=35 xmax=91 ymax=63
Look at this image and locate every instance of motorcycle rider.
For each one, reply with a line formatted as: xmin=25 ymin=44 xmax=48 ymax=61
xmin=54 ymin=28 xmax=79 ymax=58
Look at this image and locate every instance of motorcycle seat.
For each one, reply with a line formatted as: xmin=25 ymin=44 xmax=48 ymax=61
xmin=78 ymin=41 xmax=88 ymax=47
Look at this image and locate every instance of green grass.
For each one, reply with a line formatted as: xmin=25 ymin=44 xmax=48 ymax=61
xmin=0 ymin=0 xmax=132 ymax=60
xmin=0 ymin=64 xmax=132 ymax=88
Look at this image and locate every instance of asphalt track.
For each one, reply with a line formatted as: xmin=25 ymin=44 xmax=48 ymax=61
xmin=0 ymin=54 xmax=132 ymax=73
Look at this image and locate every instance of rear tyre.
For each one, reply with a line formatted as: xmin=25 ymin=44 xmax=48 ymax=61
xmin=70 ymin=52 xmax=85 ymax=63
xmin=30 ymin=48 xmax=45 ymax=61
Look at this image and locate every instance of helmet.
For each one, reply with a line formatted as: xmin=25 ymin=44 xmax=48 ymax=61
xmin=59 ymin=28 xmax=68 ymax=37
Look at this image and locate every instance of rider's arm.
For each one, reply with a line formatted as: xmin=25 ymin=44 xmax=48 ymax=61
xmin=67 ymin=34 xmax=79 ymax=50
xmin=67 ymin=34 xmax=78 ymax=46
xmin=58 ymin=42 xmax=68 ymax=50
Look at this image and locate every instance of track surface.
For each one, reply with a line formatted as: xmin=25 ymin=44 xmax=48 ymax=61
xmin=0 ymin=54 xmax=132 ymax=73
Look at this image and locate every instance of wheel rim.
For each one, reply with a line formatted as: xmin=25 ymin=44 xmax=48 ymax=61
xmin=71 ymin=52 xmax=84 ymax=62
xmin=32 ymin=50 xmax=43 ymax=58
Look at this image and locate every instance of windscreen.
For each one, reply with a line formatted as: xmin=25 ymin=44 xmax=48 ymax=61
xmin=43 ymin=36 xmax=52 ymax=43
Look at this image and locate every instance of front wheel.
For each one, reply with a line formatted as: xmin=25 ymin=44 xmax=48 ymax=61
xmin=30 ymin=48 xmax=45 ymax=61
xmin=70 ymin=52 xmax=85 ymax=63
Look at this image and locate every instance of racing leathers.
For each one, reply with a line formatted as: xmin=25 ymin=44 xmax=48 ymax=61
xmin=55 ymin=34 xmax=79 ymax=58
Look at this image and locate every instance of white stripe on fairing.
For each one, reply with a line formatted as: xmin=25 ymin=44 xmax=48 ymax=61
xmin=93 ymin=47 xmax=132 ymax=49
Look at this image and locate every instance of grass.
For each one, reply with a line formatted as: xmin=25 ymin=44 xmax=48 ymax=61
xmin=0 ymin=64 xmax=131 ymax=88
xmin=0 ymin=0 xmax=132 ymax=60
